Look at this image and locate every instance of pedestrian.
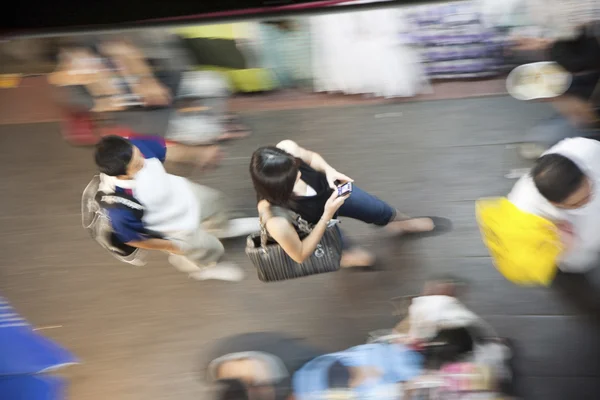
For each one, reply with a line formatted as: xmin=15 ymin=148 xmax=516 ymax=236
xmin=92 ymin=135 xmax=258 ymax=281
xmin=249 ymin=140 xmax=450 ymax=270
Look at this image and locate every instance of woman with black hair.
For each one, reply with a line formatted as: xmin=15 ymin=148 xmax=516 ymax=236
xmin=249 ymin=140 xmax=450 ymax=269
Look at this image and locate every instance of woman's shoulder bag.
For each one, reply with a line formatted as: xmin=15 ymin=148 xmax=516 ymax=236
xmin=245 ymin=206 xmax=342 ymax=282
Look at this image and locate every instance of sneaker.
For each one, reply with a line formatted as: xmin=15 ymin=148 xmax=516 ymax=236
xmin=216 ymin=217 xmax=261 ymax=239
xmin=189 ymin=262 xmax=245 ymax=282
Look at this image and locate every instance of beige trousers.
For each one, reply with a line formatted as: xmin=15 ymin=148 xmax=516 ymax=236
xmin=168 ymin=182 xmax=230 ymax=269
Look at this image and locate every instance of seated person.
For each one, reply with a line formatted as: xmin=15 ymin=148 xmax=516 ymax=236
xmin=292 ymin=342 xmax=422 ymax=400
xmin=93 ymin=134 xmax=258 ymax=282
xmin=389 ymin=278 xmax=514 ymax=397
xmin=205 ymin=332 xmax=322 ymax=400
xmin=48 ymin=34 xmax=250 ymax=144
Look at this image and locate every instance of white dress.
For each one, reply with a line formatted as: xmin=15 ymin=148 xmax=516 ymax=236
xmin=310 ymin=0 xmax=429 ymax=98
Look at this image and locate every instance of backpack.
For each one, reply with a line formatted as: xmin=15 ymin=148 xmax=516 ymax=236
xmin=81 ymin=175 xmax=148 ymax=266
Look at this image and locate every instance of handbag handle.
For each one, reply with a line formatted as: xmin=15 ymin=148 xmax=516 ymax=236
xmin=258 ymin=206 xmax=313 ymax=250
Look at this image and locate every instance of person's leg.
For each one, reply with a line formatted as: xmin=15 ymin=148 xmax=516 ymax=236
xmin=166 ymin=71 xmax=227 ymax=145
xmin=168 ymin=228 xmax=244 ymax=282
xmin=188 ymin=182 xmax=260 ymax=239
xmin=549 ymin=95 xmax=599 ymax=128
xmin=172 ymin=71 xmax=250 ymax=143
xmin=518 ymin=115 xmax=583 ymax=160
xmin=548 ymin=73 xmax=600 ymax=129
xmin=185 ymin=71 xmax=251 ymax=141
xmin=167 ymin=181 xmax=258 ymax=281
xmin=552 ymin=269 xmax=600 ymax=315
xmin=166 ymin=108 xmax=223 ymax=145
xmin=337 ymin=186 xmax=434 ymax=234
xmin=164 ymin=142 xmax=223 ymax=171
xmin=335 ymin=225 xmax=376 ymax=269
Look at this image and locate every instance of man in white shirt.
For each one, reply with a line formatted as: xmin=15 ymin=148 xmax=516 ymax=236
xmin=94 ymin=135 xmax=259 ymax=282
xmin=508 ymin=137 xmax=600 ymax=272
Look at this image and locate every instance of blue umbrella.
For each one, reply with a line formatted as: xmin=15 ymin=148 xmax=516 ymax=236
xmin=0 ymin=296 xmax=78 ymax=376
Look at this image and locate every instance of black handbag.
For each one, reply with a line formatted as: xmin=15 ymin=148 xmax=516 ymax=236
xmin=245 ymin=207 xmax=342 ymax=282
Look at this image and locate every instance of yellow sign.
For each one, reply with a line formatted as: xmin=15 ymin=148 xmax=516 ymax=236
xmin=0 ymin=74 xmax=22 ymax=89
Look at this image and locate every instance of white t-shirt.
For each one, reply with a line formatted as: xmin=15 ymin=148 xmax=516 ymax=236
xmin=131 ymin=158 xmax=200 ymax=234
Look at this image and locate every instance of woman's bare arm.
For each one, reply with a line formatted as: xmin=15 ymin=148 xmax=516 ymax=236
xmin=276 ymin=140 xmax=333 ymax=174
xmin=265 ymin=216 xmax=330 ymax=264
xmin=277 ymin=140 xmax=353 ymax=188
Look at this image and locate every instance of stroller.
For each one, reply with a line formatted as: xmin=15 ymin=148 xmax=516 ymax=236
xmin=368 ymin=290 xmax=517 ymax=399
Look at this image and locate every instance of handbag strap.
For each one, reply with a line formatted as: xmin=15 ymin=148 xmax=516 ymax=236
xmin=258 ymin=206 xmax=313 ymax=249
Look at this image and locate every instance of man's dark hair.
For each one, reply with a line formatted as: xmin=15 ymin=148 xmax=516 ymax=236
xmin=94 ymin=136 xmax=134 ymax=176
xmin=532 ymin=153 xmax=585 ymax=203
xmin=215 ymin=379 xmax=249 ymax=400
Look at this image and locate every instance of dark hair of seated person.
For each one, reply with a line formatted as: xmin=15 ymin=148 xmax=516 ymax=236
xmin=422 ymin=327 xmax=475 ymax=370
xmin=531 ymin=153 xmax=585 ymax=203
xmin=327 ymin=361 xmax=351 ymax=389
xmin=216 ymin=379 xmax=250 ymax=400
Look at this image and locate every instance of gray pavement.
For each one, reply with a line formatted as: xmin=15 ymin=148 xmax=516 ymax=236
xmin=1 ymin=96 xmax=600 ymax=399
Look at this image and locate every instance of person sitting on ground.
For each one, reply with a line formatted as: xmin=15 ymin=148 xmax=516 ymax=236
xmin=205 ymin=332 xmax=322 ymax=400
xmin=292 ymin=341 xmax=423 ymax=400
xmin=249 ymin=141 xmax=450 ymax=269
xmin=508 ymin=137 xmax=600 ymax=273
xmin=48 ymin=34 xmax=250 ymax=144
xmin=94 ymin=135 xmax=258 ymax=282
xmin=387 ymin=278 xmax=514 ymax=397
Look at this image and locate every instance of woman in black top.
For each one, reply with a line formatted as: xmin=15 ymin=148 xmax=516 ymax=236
xmin=249 ymin=140 xmax=448 ymax=268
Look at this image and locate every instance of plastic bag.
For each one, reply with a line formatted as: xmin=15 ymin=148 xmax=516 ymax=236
xmin=476 ymin=197 xmax=562 ymax=286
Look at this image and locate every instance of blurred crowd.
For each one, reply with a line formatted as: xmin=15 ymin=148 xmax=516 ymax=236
xmin=203 ymin=278 xmax=514 ymax=400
